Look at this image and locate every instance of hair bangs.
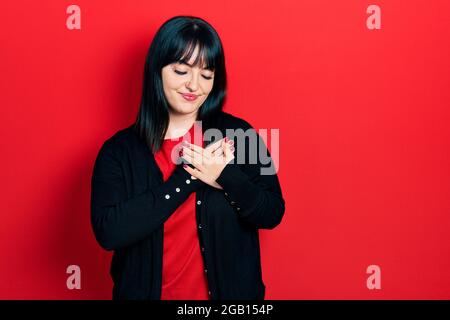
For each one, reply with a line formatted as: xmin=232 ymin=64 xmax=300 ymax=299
xmin=169 ymin=35 xmax=217 ymax=71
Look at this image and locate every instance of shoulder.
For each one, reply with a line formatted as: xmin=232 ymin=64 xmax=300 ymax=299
xmin=96 ymin=123 xmax=138 ymax=157
xmin=105 ymin=123 xmax=136 ymax=144
xmin=219 ymin=111 xmax=254 ymax=131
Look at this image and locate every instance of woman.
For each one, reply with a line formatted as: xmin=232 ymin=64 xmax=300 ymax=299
xmin=90 ymin=15 xmax=285 ymax=300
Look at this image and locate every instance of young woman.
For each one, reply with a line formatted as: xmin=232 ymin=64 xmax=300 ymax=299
xmin=90 ymin=15 xmax=285 ymax=300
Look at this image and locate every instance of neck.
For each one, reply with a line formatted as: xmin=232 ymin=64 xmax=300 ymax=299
xmin=165 ymin=110 xmax=198 ymax=139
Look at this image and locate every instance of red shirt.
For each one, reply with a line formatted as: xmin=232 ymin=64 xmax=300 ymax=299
xmin=154 ymin=122 xmax=210 ymax=300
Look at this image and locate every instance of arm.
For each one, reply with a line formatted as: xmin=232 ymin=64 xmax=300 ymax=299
xmin=215 ymin=127 xmax=285 ymax=230
xmin=90 ymin=140 xmax=204 ymax=251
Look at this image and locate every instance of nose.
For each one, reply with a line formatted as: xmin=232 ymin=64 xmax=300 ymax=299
xmin=185 ymin=73 xmax=200 ymax=92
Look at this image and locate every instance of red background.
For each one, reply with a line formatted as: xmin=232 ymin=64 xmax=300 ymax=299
xmin=0 ymin=1 xmax=449 ymax=299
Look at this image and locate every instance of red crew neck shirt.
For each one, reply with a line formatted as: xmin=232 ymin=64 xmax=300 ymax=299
xmin=153 ymin=123 xmax=210 ymax=300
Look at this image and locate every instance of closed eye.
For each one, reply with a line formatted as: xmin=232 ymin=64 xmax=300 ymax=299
xmin=174 ymin=69 xmax=213 ymax=80
xmin=174 ymin=70 xmax=187 ymax=75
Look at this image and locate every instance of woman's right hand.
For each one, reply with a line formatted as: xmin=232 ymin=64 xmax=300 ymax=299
xmin=180 ymin=137 xmax=235 ymax=189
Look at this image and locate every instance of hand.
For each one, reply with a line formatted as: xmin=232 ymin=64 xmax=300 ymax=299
xmin=180 ymin=137 xmax=235 ymax=190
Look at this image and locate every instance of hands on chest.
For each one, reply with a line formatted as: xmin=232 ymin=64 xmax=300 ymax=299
xmin=180 ymin=137 xmax=235 ymax=190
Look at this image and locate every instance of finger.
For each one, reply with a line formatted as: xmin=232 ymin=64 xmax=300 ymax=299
xmin=205 ymin=138 xmax=230 ymax=158
xmin=209 ymin=139 xmax=227 ymax=157
xmin=183 ymin=141 xmax=204 ymax=154
xmin=204 ymin=138 xmax=225 ymax=153
xmin=210 ymin=140 xmax=224 ymax=155
xmin=182 ymin=164 xmax=199 ymax=179
xmin=183 ymin=141 xmax=212 ymax=161
xmin=181 ymin=153 xmax=205 ymax=172
xmin=181 ymin=146 xmax=204 ymax=162
xmin=221 ymin=138 xmax=234 ymax=152
xmin=213 ymin=151 xmax=226 ymax=165
xmin=208 ymin=140 xmax=226 ymax=165
xmin=208 ymin=143 xmax=224 ymax=157
xmin=222 ymin=139 xmax=235 ymax=161
xmin=211 ymin=147 xmax=223 ymax=158
xmin=182 ymin=145 xmax=216 ymax=165
xmin=183 ymin=163 xmax=207 ymax=182
xmin=184 ymin=141 xmax=224 ymax=163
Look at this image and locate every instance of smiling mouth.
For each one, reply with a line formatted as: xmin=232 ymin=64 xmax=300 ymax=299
xmin=180 ymin=93 xmax=199 ymax=101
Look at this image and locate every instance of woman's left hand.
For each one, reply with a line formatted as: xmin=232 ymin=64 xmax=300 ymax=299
xmin=180 ymin=138 xmax=235 ymax=190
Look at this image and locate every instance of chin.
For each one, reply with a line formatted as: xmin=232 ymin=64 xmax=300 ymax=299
xmin=173 ymin=105 xmax=199 ymax=114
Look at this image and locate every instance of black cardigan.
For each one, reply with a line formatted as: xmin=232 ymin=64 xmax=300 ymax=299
xmin=90 ymin=111 xmax=285 ymax=300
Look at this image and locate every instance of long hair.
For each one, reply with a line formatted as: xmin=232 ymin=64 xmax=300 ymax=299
xmin=133 ymin=15 xmax=227 ymax=153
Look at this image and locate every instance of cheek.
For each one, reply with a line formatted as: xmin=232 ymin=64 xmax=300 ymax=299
xmin=162 ymin=69 xmax=184 ymax=90
xmin=202 ymin=81 xmax=214 ymax=95
xmin=163 ymin=75 xmax=181 ymax=90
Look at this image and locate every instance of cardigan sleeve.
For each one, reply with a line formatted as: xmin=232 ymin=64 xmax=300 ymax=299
xmin=215 ymin=125 xmax=285 ymax=230
xmin=90 ymin=140 xmax=204 ymax=251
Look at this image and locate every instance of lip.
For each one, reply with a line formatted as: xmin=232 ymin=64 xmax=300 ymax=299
xmin=180 ymin=93 xmax=199 ymax=101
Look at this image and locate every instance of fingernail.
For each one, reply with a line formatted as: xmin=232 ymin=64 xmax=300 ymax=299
xmin=230 ymin=146 xmax=235 ymax=152
xmin=183 ymin=164 xmax=187 ymax=168
xmin=179 ymin=149 xmax=183 ymax=156
xmin=228 ymin=140 xmax=234 ymax=145
xmin=224 ymin=137 xmax=228 ymax=142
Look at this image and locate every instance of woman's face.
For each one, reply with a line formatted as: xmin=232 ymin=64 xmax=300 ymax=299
xmin=161 ymin=45 xmax=215 ymax=116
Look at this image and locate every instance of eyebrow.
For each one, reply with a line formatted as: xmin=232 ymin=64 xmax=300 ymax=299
xmin=178 ymin=60 xmax=194 ymax=67
xmin=177 ymin=60 xmax=214 ymax=71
